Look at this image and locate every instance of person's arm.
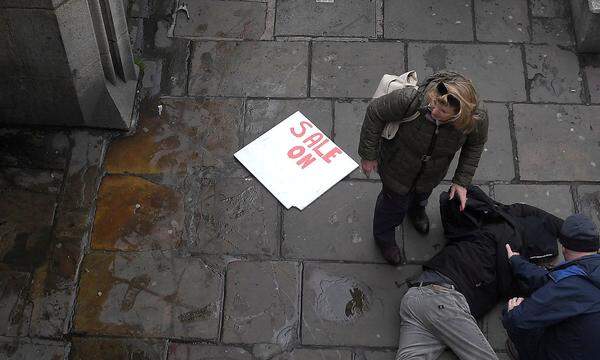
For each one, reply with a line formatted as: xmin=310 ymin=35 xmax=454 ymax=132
xmin=502 ymin=276 xmax=595 ymax=331
xmin=452 ymin=109 xmax=488 ymax=188
xmin=509 ymin=254 xmax=550 ymax=291
xmin=357 ymin=87 xmax=419 ymax=161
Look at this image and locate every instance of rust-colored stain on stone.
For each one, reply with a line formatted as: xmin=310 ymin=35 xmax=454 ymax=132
xmin=104 ymin=98 xmax=243 ymax=175
xmin=91 ymin=175 xmax=184 ymax=251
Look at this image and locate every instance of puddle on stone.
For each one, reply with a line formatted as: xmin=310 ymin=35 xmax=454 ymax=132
xmin=309 ymin=271 xmax=372 ymax=323
xmin=91 ymin=175 xmax=184 ymax=251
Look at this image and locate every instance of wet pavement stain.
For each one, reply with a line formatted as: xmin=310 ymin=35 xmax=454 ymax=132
xmin=104 ymin=98 xmax=244 ymax=176
xmin=91 ymin=175 xmax=185 ymax=251
xmin=312 ymin=273 xmax=372 ymax=323
xmin=345 ymin=287 xmax=369 ymax=318
xmin=424 ymin=45 xmax=448 ymax=72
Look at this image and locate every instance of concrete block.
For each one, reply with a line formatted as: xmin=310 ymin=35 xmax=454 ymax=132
xmin=513 ymin=104 xmax=600 ymax=181
xmin=384 ymin=0 xmax=473 ymax=41
xmin=408 ymin=43 xmax=526 ymax=102
xmin=276 ymin=0 xmax=376 ymax=37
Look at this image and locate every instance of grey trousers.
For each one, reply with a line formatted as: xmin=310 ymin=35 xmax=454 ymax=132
xmin=396 ymin=285 xmax=498 ymax=360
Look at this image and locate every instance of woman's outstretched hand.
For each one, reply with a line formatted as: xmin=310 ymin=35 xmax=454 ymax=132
xmin=449 ymin=183 xmax=467 ymax=211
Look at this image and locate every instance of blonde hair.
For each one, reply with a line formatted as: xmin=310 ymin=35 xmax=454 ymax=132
xmin=425 ymin=77 xmax=480 ymax=133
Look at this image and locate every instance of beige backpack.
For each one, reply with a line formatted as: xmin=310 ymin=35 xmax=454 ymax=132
xmin=372 ymin=70 xmax=421 ymax=140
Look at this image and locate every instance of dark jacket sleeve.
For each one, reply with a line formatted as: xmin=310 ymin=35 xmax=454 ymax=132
xmin=510 ymin=255 xmax=550 ymax=291
xmin=358 ymin=88 xmax=419 ymax=161
xmin=502 ymin=276 xmax=597 ymax=331
xmin=452 ymin=109 xmax=489 ymax=187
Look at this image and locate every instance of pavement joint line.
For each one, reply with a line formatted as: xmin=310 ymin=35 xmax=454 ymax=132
xmin=506 ymin=103 xmax=521 ymax=182
xmin=525 ymin=0 xmax=534 ymax=43
xmin=403 ymin=42 xmax=409 ymax=73
xmin=184 ymin=40 xmax=193 ymax=96
xmin=571 ymin=185 xmax=582 ymax=213
xmin=217 ymin=264 xmax=227 ymax=344
xmin=297 ymin=261 xmax=305 ymax=345
xmin=376 ymin=0 xmax=384 ymax=39
xmin=471 ymin=0 xmax=477 ymax=42
xmin=578 ymin=53 xmax=593 ymax=105
xmin=278 ymin=203 xmax=284 ymax=259
xmin=307 ymin=41 xmax=313 ymax=97
xmin=520 ymin=43 xmax=532 ymax=103
xmin=330 ymin=98 xmax=336 ymax=142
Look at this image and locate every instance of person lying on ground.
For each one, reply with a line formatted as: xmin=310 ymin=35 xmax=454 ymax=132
xmin=397 ymin=185 xmax=562 ymax=360
xmin=502 ymin=213 xmax=600 ymax=360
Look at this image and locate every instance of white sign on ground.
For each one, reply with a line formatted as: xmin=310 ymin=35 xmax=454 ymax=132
xmin=235 ymin=111 xmax=358 ymax=210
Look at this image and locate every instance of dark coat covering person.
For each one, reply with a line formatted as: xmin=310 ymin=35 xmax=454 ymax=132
xmin=397 ymin=186 xmax=561 ymax=360
xmin=358 ymin=71 xmax=489 ymax=265
xmin=502 ymin=214 xmax=600 ymax=360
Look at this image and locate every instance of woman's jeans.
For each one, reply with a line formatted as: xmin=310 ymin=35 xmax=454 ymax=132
xmin=373 ymin=188 xmax=431 ymax=249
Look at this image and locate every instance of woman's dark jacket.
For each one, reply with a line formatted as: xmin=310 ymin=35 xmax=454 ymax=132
xmin=358 ymin=72 xmax=488 ymax=194
xmin=424 ymin=186 xmax=562 ymax=318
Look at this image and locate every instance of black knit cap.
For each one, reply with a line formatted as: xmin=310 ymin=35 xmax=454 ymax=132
xmin=559 ymin=214 xmax=600 ymax=252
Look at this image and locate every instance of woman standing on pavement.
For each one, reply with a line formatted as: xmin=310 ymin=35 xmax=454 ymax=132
xmin=358 ymin=71 xmax=488 ymax=265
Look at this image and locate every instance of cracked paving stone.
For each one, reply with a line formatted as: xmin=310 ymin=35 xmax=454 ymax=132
xmin=188 ymin=41 xmax=308 ymax=97
xmin=445 ymin=103 xmax=514 ymax=182
xmin=334 ymin=100 xmax=379 ymax=180
xmin=69 ymin=337 xmax=167 ymax=360
xmin=302 ymin=262 xmax=421 ymax=347
xmin=0 ymin=272 xmax=31 ymax=336
xmin=283 ymin=181 xmax=386 ymax=262
xmin=0 ymin=167 xmax=62 ymax=193
xmin=474 ymin=0 xmax=530 ymax=43
xmin=174 ymin=0 xmax=267 ymax=40
xmin=576 ymin=186 xmax=600 ymax=234
xmin=532 ymin=18 xmax=574 ymax=46
xmin=192 ymin=177 xmax=279 ymax=256
xmin=525 ymin=45 xmax=582 ymax=103
xmin=275 ymin=0 xmax=376 ymax=37
xmin=222 ymin=261 xmax=300 ymax=345
xmin=104 ymin=98 xmax=245 ymax=177
xmin=91 ymin=175 xmax=185 ymax=251
xmin=169 ymin=343 xmax=253 ymax=360
xmin=311 ymin=42 xmax=405 ymax=98
xmin=0 ymin=337 xmax=68 ymax=360
xmin=272 ymin=348 xmax=353 ymax=360
xmin=493 ymin=184 xmax=574 ymax=219
xmin=245 ymin=99 xmax=333 ymax=145
xmin=0 ymin=190 xmax=56 ymax=272
xmin=408 ymin=43 xmax=526 ymax=102
xmin=530 ymin=0 xmax=569 ymax=17
xmin=0 ymin=129 xmax=69 ymax=170
xmin=513 ymin=104 xmax=600 ymax=181
xmin=404 ymin=186 xmax=487 ymax=263
xmin=384 ymin=0 xmax=473 ymax=41
xmin=74 ymin=251 xmax=223 ymax=339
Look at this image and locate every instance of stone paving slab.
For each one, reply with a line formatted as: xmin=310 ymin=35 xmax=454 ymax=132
xmin=191 ymin=177 xmax=279 ymax=256
xmin=532 ymin=18 xmax=575 ymax=46
xmin=0 ymin=167 xmax=62 ymax=193
xmin=0 ymin=190 xmax=56 ymax=272
xmin=74 ymin=251 xmax=223 ymax=339
xmin=513 ymin=104 xmax=600 ymax=181
xmin=273 ymin=348 xmax=353 ymax=360
xmin=583 ymin=56 xmax=600 ymax=104
xmin=445 ymin=103 xmax=514 ymax=182
xmin=0 ymin=272 xmax=31 ymax=336
xmin=525 ymin=45 xmax=583 ymax=103
xmin=189 ymin=41 xmax=308 ymax=97
xmin=69 ymin=337 xmax=167 ymax=360
xmin=104 ymin=98 xmax=244 ymax=176
xmin=168 ymin=343 xmax=253 ymax=360
xmin=174 ymin=0 xmax=267 ymax=40
xmin=531 ymin=0 xmax=569 ymax=17
xmin=404 ymin=186 xmax=490 ymax=263
xmin=245 ymin=99 xmax=333 ymax=145
xmin=482 ymin=302 xmax=508 ymax=351
xmin=493 ymin=184 xmax=574 ymax=219
xmin=334 ymin=100 xmax=379 ymax=180
xmin=91 ymin=175 xmax=184 ymax=251
xmin=222 ymin=261 xmax=300 ymax=345
xmin=0 ymin=129 xmax=69 ymax=170
xmin=576 ymin=186 xmax=600 ymax=233
xmin=474 ymin=0 xmax=530 ymax=43
xmin=408 ymin=43 xmax=526 ymax=102
xmin=384 ymin=0 xmax=473 ymax=41
xmin=275 ymin=0 xmax=376 ymax=38
xmin=0 ymin=337 xmax=68 ymax=360
xmin=283 ymin=181 xmax=385 ymax=262
xmin=302 ymin=262 xmax=421 ymax=347
xmin=311 ymin=42 xmax=405 ymax=98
